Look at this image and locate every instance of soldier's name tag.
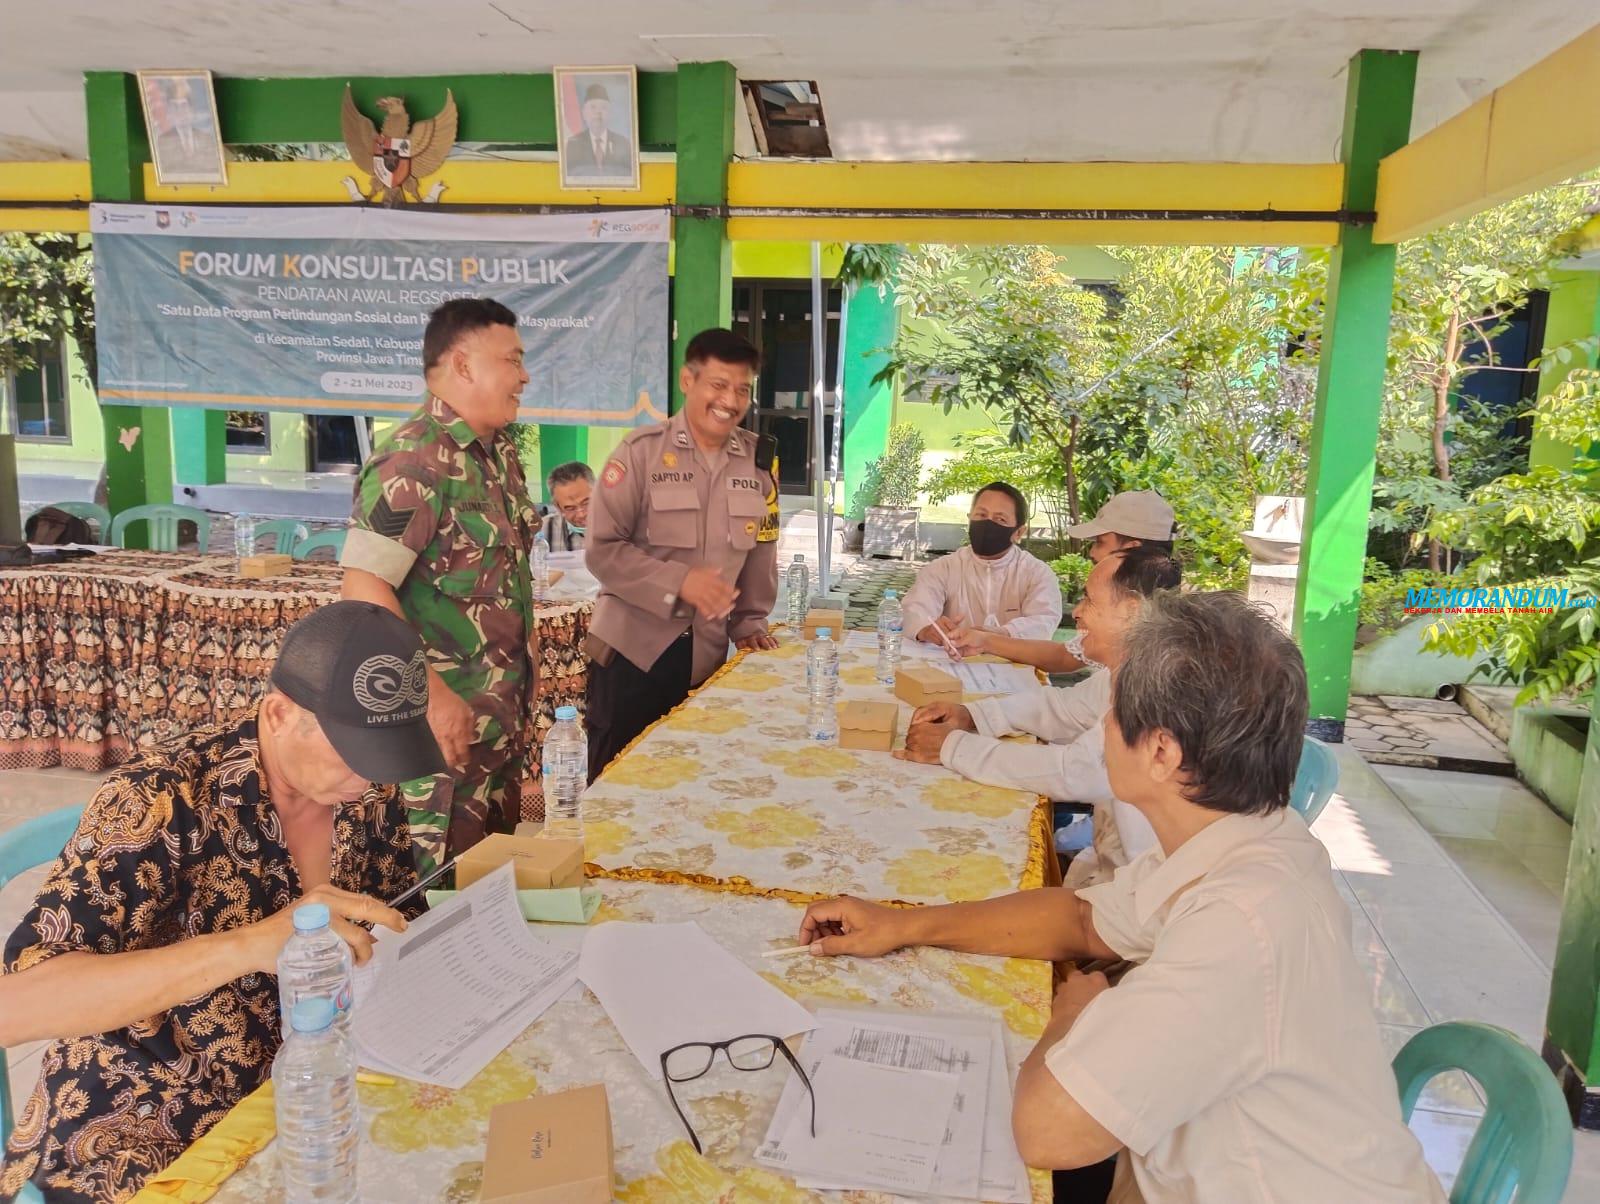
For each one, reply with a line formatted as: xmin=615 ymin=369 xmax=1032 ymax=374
xmin=457 ymin=500 xmax=494 ymax=512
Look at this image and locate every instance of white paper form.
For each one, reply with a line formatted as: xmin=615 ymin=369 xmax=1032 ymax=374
xmin=843 ymin=630 xmax=959 ymax=663
xmin=578 ymin=921 xmax=816 ymax=1079
xmin=756 ymin=1008 xmax=1030 ymax=1202
xmin=760 ymin=1055 xmax=960 ymax=1195
xmin=951 ymin=661 xmax=1042 ymax=696
xmin=352 ymin=862 xmax=578 ymax=1089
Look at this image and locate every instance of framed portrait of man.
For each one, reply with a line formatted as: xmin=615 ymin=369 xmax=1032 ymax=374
xmin=137 ymin=69 xmax=228 ymax=187
xmin=554 ymin=66 xmax=640 ymax=191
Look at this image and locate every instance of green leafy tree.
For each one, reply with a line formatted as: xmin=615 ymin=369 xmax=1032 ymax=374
xmin=0 ymin=232 xmax=97 ymax=386
xmin=1377 ymin=182 xmax=1597 ymax=569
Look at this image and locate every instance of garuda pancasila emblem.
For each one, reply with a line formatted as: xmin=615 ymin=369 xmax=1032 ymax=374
xmin=339 ymin=85 xmax=458 ymax=206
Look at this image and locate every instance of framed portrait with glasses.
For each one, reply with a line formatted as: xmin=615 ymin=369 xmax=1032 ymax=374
xmin=660 ymin=1034 xmax=815 ymax=1154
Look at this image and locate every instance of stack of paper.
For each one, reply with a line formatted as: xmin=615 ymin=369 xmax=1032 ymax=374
xmin=754 ymin=1008 xmax=1030 ymax=1201
xmin=351 ymin=862 xmax=578 ymax=1089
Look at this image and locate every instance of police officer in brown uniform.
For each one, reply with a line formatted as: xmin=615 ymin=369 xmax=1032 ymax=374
xmin=585 ymin=328 xmax=780 ymax=779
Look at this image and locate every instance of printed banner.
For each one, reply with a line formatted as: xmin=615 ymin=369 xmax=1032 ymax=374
xmin=90 ymin=204 xmax=670 ymax=425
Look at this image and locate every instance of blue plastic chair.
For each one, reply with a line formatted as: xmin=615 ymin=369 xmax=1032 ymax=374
xmin=0 ymin=803 xmax=86 ymax=1169
xmin=1393 ymin=1021 xmax=1573 ymax=1204
xmin=109 ymin=503 xmax=210 ymax=553
xmin=292 ymin=528 xmax=348 ymax=562
xmin=249 ymin=519 xmax=310 ymax=555
xmin=24 ymin=501 xmax=112 ymax=543
xmin=1288 ymin=735 xmax=1338 ymax=826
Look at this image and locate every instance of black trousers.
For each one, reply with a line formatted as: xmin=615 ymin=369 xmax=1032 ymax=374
xmin=586 ymin=632 xmax=695 ymax=782
xmin=1053 ymin=1158 xmax=1118 ymax=1203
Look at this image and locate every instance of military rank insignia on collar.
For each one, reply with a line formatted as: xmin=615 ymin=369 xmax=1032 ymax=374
xmin=674 ymin=429 xmax=691 ymax=448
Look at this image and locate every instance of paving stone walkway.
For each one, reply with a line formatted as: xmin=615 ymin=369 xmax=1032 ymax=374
xmin=1346 ymin=695 xmax=1514 ymax=774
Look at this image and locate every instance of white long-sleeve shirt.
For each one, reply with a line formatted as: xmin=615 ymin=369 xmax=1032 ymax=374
xmin=940 ymin=671 xmax=1158 ymax=881
xmin=900 ymin=545 xmax=1062 ymax=642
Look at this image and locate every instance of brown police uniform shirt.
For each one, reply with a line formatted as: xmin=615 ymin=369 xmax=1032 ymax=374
xmin=586 ymin=412 xmax=779 ymax=684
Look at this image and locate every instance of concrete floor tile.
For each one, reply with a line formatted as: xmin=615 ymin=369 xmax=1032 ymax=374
xmin=1378 ymin=1024 xmax=1484 ymax=1115
xmin=1406 ymin=1107 xmax=1480 ymax=1193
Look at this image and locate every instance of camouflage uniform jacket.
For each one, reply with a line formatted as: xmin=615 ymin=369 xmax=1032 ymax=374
xmin=342 ymin=394 xmax=538 ymax=763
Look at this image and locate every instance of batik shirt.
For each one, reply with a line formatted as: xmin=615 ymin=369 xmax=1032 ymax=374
xmin=0 ymin=713 xmax=415 ymax=1204
xmin=342 ymin=394 xmax=540 ymax=864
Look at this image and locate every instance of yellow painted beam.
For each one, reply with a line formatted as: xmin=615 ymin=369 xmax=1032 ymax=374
xmin=729 ymin=160 xmax=1345 ymax=213
xmin=726 ymin=216 xmax=1339 ymax=247
xmin=1376 ymin=22 xmax=1600 ymax=243
xmin=142 ymin=159 xmax=676 ymax=206
xmin=0 ymin=162 xmax=92 ymax=232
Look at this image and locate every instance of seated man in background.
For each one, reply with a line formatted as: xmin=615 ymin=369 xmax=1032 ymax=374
xmin=900 ymin=546 xmax=1180 ymax=884
xmin=952 ymin=488 xmax=1176 ymax=672
xmin=900 ymin=481 xmax=1062 ymax=647
xmin=0 ymin=602 xmax=437 ymax=1203
xmin=800 ymin=591 xmax=1445 ymax=1204
xmin=541 ymin=459 xmax=593 ymax=551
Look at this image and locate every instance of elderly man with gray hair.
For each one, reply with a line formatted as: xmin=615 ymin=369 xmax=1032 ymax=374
xmin=799 ymin=591 xmax=1445 ymax=1204
xmin=541 ymin=460 xmax=594 ymax=551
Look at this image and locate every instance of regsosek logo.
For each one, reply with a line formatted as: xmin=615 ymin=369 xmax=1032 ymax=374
xmin=1404 ymin=583 xmax=1597 ymax=615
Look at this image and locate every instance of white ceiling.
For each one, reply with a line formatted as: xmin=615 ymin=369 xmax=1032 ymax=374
xmin=3 ymin=1 xmax=1596 ymax=164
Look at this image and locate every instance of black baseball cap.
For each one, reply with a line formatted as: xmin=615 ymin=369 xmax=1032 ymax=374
xmin=270 ymin=601 xmax=447 ymax=783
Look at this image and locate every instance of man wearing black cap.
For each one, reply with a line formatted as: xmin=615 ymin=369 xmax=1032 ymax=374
xmin=0 ymin=601 xmax=444 ymax=1204
xmin=564 ymin=82 xmax=633 ymax=176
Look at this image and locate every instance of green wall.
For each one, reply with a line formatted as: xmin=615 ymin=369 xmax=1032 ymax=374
xmin=1531 ymin=269 xmax=1600 ymax=471
xmin=6 ymin=339 xmax=105 ymax=477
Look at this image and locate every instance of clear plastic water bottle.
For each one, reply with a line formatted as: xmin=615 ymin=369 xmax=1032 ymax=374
xmin=532 ymin=529 xmax=551 ymax=599
xmin=273 ymin=997 xmax=359 ymax=1204
xmin=278 ymin=904 xmax=354 ymax=1040
xmin=807 ymin=628 xmax=839 ymax=741
xmin=542 ymin=704 xmax=587 ymax=841
xmin=876 ymin=589 xmax=904 ymax=684
xmin=235 ymin=516 xmax=256 ymax=568
xmin=785 ymin=554 xmax=810 ymax=627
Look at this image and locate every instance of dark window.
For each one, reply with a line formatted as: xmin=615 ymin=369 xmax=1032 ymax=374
xmin=7 ymin=343 xmax=70 ymax=443
xmin=226 ymin=410 xmax=269 ymax=452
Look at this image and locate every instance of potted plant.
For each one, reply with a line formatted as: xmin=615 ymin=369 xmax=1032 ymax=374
xmin=858 ymin=423 xmax=925 ymax=558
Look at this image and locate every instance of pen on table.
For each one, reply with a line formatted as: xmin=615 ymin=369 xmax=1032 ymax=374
xmin=388 ymin=853 xmax=462 ymax=911
xmin=762 ymin=944 xmax=816 ymax=959
xmin=932 ymin=624 xmax=963 ymax=661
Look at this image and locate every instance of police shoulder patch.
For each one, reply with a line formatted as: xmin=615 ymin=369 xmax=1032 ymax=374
xmin=602 ymin=461 xmax=627 ymax=489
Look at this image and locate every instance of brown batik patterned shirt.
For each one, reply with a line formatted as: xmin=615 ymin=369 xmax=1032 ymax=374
xmin=0 ymin=711 xmax=416 ymax=1204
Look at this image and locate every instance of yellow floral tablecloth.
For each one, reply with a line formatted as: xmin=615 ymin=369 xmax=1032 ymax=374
xmin=584 ymin=636 xmax=1053 ymax=904
xmin=163 ymin=879 xmax=1049 ymax=1204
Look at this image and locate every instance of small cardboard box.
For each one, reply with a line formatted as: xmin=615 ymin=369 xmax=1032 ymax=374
xmin=482 ymin=1084 xmax=613 ymax=1204
xmin=802 ymin=608 xmax=846 ymax=640
xmin=456 ymin=833 xmax=585 ymax=891
xmin=838 ymin=700 xmax=897 ymax=751
xmin=236 ymin=553 xmax=293 ymax=579
xmin=893 ymin=664 xmax=962 ymax=707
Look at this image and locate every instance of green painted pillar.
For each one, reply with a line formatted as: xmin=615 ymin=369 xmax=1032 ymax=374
xmin=670 ymin=62 xmax=735 ymax=415
xmin=1545 ymin=694 xmax=1600 ymax=1128
xmin=1530 ymin=270 xmax=1600 ymax=471
xmin=841 ymin=279 xmax=897 ymax=519
xmin=85 ymin=71 xmax=175 ymax=539
xmin=533 ymin=424 xmax=589 ymax=501
xmin=1291 ymin=50 xmax=1417 ymax=740
xmin=172 ymin=410 xmax=228 ymax=485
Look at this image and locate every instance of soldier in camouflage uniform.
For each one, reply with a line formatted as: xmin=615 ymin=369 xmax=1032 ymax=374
xmin=340 ymin=298 xmax=538 ymax=874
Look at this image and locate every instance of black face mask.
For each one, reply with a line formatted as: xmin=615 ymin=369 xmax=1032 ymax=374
xmin=968 ymin=519 xmax=1016 ymax=557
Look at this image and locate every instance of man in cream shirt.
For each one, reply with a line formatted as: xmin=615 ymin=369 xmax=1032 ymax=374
xmin=799 ymin=591 xmax=1445 ymax=1204
xmin=900 ymin=481 xmax=1062 ymax=644
xmin=897 ymin=547 xmax=1181 ymax=884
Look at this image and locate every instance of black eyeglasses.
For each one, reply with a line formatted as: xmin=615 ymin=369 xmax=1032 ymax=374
xmin=659 ymin=1034 xmax=816 ymax=1155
